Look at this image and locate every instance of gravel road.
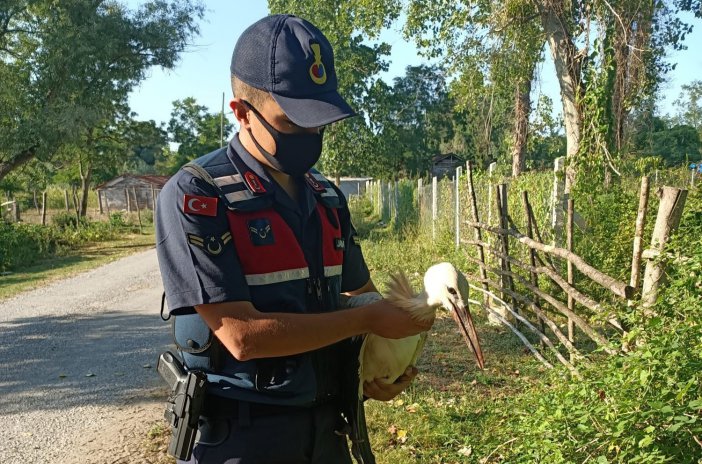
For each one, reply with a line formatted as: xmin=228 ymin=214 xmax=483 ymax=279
xmin=0 ymin=248 xmax=174 ymax=464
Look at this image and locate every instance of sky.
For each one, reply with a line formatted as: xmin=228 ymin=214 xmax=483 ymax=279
xmin=126 ymin=0 xmax=702 ymax=127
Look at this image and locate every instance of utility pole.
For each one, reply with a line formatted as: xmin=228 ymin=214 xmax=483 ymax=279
xmin=220 ymin=92 xmax=225 ymax=148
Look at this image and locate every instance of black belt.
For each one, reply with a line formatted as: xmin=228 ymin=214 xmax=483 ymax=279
xmin=203 ymin=395 xmax=311 ymax=420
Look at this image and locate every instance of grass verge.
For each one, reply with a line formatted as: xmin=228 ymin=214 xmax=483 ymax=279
xmin=0 ymin=228 xmax=155 ymax=300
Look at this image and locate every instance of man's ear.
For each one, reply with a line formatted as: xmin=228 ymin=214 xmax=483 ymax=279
xmin=230 ymin=99 xmax=250 ymax=129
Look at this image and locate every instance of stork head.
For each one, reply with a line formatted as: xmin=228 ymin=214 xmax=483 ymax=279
xmin=424 ymin=263 xmax=485 ymax=369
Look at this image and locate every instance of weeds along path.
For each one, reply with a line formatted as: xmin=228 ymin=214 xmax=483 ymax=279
xmin=0 ymin=248 xmax=173 ymax=464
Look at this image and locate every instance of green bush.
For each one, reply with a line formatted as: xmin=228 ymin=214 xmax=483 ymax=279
xmin=500 ymin=188 xmax=702 ymax=463
xmin=0 ymin=216 xmax=122 ymax=272
xmin=0 ymin=222 xmax=61 ymax=271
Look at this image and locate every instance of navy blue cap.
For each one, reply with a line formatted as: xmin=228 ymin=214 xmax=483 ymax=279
xmin=231 ymin=14 xmax=356 ymax=128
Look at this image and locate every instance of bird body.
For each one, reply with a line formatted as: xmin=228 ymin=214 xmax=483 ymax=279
xmin=357 ymin=263 xmax=484 ymax=395
xmin=341 ymin=263 xmax=484 ymax=464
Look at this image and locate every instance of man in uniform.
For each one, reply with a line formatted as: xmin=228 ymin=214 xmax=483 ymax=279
xmin=155 ymin=14 xmax=431 ymax=464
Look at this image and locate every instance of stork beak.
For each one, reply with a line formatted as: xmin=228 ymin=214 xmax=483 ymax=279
xmin=450 ymin=302 xmax=485 ymax=370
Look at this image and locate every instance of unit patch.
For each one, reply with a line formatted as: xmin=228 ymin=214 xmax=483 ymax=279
xmin=334 ymin=238 xmax=345 ymax=251
xmin=248 ymin=218 xmax=274 ymax=246
xmin=304 ymin=172 xmax=326 ymax=192
xmin=244 ymin=171 xmax=267 ymax=194
xmin=187 ymin=232 xmax=232 ymax=256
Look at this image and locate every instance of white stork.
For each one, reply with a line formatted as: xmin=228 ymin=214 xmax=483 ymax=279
xmin=341 ymin=262 xmax=484 ymax=464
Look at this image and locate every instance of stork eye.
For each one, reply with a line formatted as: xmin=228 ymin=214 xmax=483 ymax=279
xmin=447 ymin=287 xmax=457 ymax=295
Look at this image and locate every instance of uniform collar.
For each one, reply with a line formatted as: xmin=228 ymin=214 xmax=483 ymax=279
xmin=228 ymin=133 xmax=319 ymax=215
xmin=227 ymin=134 xmax=273 ymax=196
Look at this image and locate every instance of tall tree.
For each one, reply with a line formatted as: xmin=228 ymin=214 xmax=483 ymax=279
xmin=405 ymin=0 xmax=544 ymax=176
xmin=530 ymin=0 xmax=699 ymax=190
xmin=268 ymin=0 xmax=398 ymax=182
xmin=674 ymin=80 xmax=702 ymax=132
xmin=162 ymin=97 xmax=233 ymax=174
xmin=0 ymin=0 xmax=204 ymax=182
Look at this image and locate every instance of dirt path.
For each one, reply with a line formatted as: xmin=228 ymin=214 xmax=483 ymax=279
xmin=0 ymin=248 xmax=175 ymax=464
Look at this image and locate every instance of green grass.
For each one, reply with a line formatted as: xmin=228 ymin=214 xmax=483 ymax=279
xmin=0 ymin=227 xmax=155 ymax=300
xmin=351 ymin=197 xmax=550 ymax=463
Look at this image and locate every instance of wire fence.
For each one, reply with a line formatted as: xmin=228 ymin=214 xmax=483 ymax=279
xmin=362 ymin=160 xmax=696 ymax=371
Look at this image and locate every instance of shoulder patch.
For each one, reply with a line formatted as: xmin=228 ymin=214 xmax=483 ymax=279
xmin=183 ymin=194 xmax=218 ymax=217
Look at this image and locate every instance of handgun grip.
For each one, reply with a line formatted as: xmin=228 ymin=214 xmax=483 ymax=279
xmin=157 ymin=351 xmax=186 ymax=388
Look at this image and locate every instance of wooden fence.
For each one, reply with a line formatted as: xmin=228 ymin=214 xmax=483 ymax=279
xmin=364 ymin=163 xmax=692 ymax=375
xmin=2 ymin=187 xmax=160 ymax=226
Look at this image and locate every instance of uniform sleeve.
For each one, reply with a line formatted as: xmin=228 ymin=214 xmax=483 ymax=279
xmin=331 ymin=185 xmax=371 ymax=293
xmin=155 ymin=170 xmax=250 ymax=315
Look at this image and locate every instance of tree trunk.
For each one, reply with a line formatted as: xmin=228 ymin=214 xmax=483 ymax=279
xmin=79 ymin=161 xmax=92 ymax=217
xmin=512 ymin=77 xmax=532 ymax=177
xmin=0 ymin=148 xmax=36 ymax=182
xmin=537 ymin=4 xmax=583 ymax=193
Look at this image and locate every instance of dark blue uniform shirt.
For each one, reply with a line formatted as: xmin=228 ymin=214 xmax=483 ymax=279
xmin=156 ymin=134 xmax=370 ymax=316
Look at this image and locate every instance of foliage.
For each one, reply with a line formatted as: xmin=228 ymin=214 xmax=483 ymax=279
xmin=0 ymin=0 xmax=204 ymax=182
xmin=527 ymin=95 xmax=567 ymax=169
xmin=268 ymin=0 xmax=397 ymax=179
xmin=0 ymin=212 xmax=146 ymax=272
xmin=674 ymin=80 xmax=702 ymax=133
xmin=500 ymin=188 xmax=702 ymax=463
xmin=629 ymin=112 xmax=702 ymax=166
xmin=161 ymin=97 xmax=233 ymax=174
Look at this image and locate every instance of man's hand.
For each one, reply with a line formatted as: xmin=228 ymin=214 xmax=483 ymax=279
xmin=363 ymin=366 xmax=418 ymax=402
xmin=367 ymin=301 xmax=434 ymax=339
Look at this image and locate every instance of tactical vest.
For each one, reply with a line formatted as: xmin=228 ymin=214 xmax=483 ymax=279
xmin=171 ymin=145 xmax=348 ymax=407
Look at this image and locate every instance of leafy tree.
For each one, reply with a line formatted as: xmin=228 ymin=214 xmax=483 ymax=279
xmin=367 ymin=65 xmax=455 ymax=177
xmin=527 ymin=95 xmax=567 ymax=169
xmin=268 ymin=0 xmax=397 ymax=182
xmin=673 ymin=80 xmax=702 ymax=133
xmin=529 ymin=0 xmax=699 ymax=191
xmin=161 ymin=97 xmax=233 ymax=174
xmin=405 ymin=0 xmax=544 ymax=176
xmin=0 ymin=0 xmax=204 ymax=182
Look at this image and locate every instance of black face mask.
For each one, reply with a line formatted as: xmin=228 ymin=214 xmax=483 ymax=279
xmin=244 ymin=102 xmax=324 ymax=177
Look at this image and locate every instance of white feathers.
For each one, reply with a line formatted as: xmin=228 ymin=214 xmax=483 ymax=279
xmin=346 ymin=263 xmax=482 ymax=398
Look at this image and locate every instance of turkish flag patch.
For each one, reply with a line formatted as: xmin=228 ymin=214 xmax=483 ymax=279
xmin=183 ymin=194 xmax=218 ymax=217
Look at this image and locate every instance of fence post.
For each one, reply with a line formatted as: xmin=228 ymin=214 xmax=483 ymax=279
xmin=394 ymin=180 xmax=399 ymax=222
xmin=64 ymin=190 xmax=70 ymax=212
xmin=629 ymin=176 xmax=650 ymax=307
xmin=151 ymin=184 xmax=156 ymax=211
xmin=431 ymin=176 xmax=438 ymax=241
xmin=132 ymin=187 xmax=143 ymax=234
xmin=12 ymin=200 xmax=20 ymax=222
xmin=566 ymin=197 xmax=575 ymax=353
xmin=41 ymin=191 xmax=47 ymax=226
xmin=487 ymin=162 xmax=497 ymax=229
xmin=455 ymin=166 xmax=462 ymax=249
xmin=376 ymin=180 xmax=381 ymax=218
xmin=125 ymin=188 xmax=131 ymax=213
xmin=552 ymin=157 xmax=566 ymax=246
xmin=98 ymin=190 xmax=104 ymax=214
xmin=499 ymin=183 xmax=517 ymax=316
xmin=467 ymin=161 xmax=489 ymax=303
xmin=641 ymin=187 xmax=688 ymax=309
xmin=522 ymin=191 xmax=545 ymax=339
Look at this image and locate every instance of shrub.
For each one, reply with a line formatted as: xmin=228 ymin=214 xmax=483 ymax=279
xmin=500 ymin=188 xmax=702 ymax=463
xmin=0 ymin=222 xmax=60 ymax=271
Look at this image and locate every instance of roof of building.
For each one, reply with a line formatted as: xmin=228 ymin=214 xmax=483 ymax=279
xmin=95 ymin=174 xmax=170 ymax=190
xmin=432 ymin=153 xmax=464 ymax=164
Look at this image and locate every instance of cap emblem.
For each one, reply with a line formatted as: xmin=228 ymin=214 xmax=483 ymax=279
xmin=309 ymin=43 xmax=327 ymax=85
